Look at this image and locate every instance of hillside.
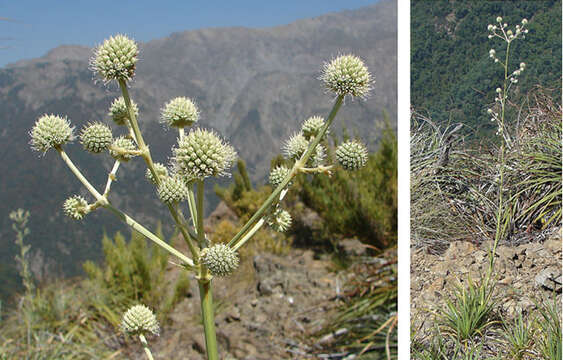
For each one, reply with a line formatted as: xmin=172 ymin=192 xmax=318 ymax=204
xmin=411 ymin=0 xmax=561 ymax=134
xmin=0 ymin=0 xmax=396 ymax=298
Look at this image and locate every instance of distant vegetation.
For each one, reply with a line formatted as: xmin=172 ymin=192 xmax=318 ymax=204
xmin=412 ymin=0 xmax=561 ymax=135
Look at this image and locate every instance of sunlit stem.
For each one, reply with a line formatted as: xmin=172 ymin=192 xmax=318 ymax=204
xmin=138 ymin=334 xmax=155 ymax=360
xmin=103 ymin=161 xmax=120 ymax=196
xmin=227 ymin=95 xmax=344 ymax=248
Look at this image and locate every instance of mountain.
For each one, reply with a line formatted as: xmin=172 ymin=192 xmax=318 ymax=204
xmin=0 ymin=0 xmax=396 ymax=298
xmin=411 ymin=0 xmax=561 ymax=134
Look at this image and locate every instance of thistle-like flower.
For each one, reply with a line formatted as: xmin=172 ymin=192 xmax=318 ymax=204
xmin=200 ymin=244 xmax=240 ymax=277
xmin=30 ymin=114 xmax=74 ymax=153
xmin=121 ymin=304 xmax=160 ymax=336
xmin=145 ymin=162 xmax=169 ymax=184
xmin=320 ymin=54 xmax=372 ymax=98
xmin=80 ymin=123 xmax=113 ymax=153
xmin=336 ymin=140 xmax=368 ymax=171
xmin=63 ymin=195 xmax=89 ymax=220
xmin=173 ymin=128 xmax=237 ymax=181
xmin=91 ymin=34 xmax=138 ymax=83
xmin=161 ymin=97 xmax=199 ymax=128
xmin=283 ymin=133 xmax=308 ymax=160
xmin=268 ymin=208 xmax=292 ymax=232
xmin=301 ymin=116 xmax=327 ymax=140
xmin=157 ymin=176 xmax=189 ymax=205
xmin=109 ymin=136 xmax=137 ymax=162
xmin=269 ymin=165 xmax=291 ymax=188
xmin=109 ymin=97 xmax=139 ymax=126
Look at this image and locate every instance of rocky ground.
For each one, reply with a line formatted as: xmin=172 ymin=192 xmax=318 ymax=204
xmin=411 ymin=227 xmax=562 ymax=336
xmin=120 ymin=235 xmax=369 ymax=360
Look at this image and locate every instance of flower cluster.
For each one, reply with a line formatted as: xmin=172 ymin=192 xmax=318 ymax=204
xmin=487 ymin=17 xmax=528 ymax=43
xmin=157 ymin=176 xmax=189 ymax=205
xmin=80 ymin=123 xmax=113 ymax=153
xmin=30 ymin=114 xmax=74 ymax=153
xmin=109 ymin=136 xmax=137 ymax=162
xmin=301 ymin=116 xmax=327 ymax=140
xmin=267 ymin=208 xmax=292 ymax=233
xmin=173 ymin=128 xmax=237 ymax=181
xmin=63 ymin=195 xmax=89 ymax=220
xmin=335 ymin=140 xmax=368 ymax=171
xmin=91 ymin=35 xmax=138 ymax=83
xmin=200 ymin=244 xmax=240 ymax=277
xmin=121 ymin=304 xmax=160 ymax=336
xmin=145 ymin=162 xmax=169 ymax=185
xmin=269 ymin=165 xmax=291 ymax=188
xmin=320 ymin=54 xmax=372 ymax=98
xmin=109 ymin=97 xmax=139 ymax=126
xmin=161 ymin=97 xmax=199 ymax=128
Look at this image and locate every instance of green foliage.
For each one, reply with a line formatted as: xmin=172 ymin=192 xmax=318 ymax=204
xmin=502 ymin=312 xmax=534 ymax=360
xmin=215 ymin=159 xmax=253 ymax=203
xmin=411 ymin=0 xmax=561 ymax=135
xmin=534 ymin=297 xmax=562 ymax=360
xmin=298 ymin=119 xmax=397 ymax=249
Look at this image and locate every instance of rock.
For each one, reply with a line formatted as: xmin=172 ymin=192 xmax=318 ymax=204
xmin=535 ymin=267 xmax=562 ymax=293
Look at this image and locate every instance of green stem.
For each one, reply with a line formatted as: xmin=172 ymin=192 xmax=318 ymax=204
xmin=138 ymin=334 xmax=155 ymax=360
xmin=56 ymin=147 xmax=194 ymax=267
xmin=187 ymin=183 xmax=198 ymax=230
xmin=232 ymin=219 xmax=265 ymax=251
xmin=196 ymin=180 xmax=206 ymax=248
xmin=118 ymin=79 xmax=199 ymax=258
xmin=198 ymin=280 xmax=219 ymax=360
xmin=228 ymin=95 xmax=344 ymax=248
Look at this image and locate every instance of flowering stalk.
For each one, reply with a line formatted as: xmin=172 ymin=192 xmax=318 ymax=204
xmin=485 ymin=17 xmax=529 ymax=284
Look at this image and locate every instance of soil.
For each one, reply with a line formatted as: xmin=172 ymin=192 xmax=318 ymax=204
xmin=118 ymin=209 xmax=369 ymax=360
xmin=411 ymin=227 xmax=562 ymax=336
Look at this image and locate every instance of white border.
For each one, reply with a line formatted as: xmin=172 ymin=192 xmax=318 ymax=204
xmin=397 ymin=0 xmax=411 ymax=358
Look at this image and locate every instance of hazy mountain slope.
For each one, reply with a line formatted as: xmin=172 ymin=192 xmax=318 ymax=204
xmin=0 ymin=0 xmax=396 ymax=297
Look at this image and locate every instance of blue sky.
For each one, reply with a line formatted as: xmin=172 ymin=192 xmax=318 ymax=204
xmin=0 ymin=0 xmax=377 ymax=67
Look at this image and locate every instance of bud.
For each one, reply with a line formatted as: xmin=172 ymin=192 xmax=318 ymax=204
xmin=200 ymin=244 xmax=239 ymax=277
xmin=487 ymin=109 xmax=493 ymax=114
xmin=335 ymin=140 xmax=368 ymax=171
xmin=301 ymin=116 xmax=327 ymax=140
xmin=145 ymin=162 xmax=168 ymax=184
xmin=80 ymin=123 xmax=113 ymax=153
xmin=320 ymin=54 xmax=372 ymax=98
xmin=91 ymin=35 xmax=138 ymax=82
xmin=269 ymin=165 xmax=291 ymax=188
xmin=507 ymin=30 xmax=513 ymax=36
xmin=487 ymin=24 xmax=493 ymax=31
xmin=310 ymin=143 xmax=327 ymax=167
xmin=173 ymin=128 xmax=237 ymax=181
xmin=496 ymin=16 xmax=503 ymax=23
xmin=157 ymin=176 xmax=189 ymax=205
xmin=489 ymin=49 xmax=496 ymax=56
xmin=521 ymin=19 xmax=528 ymax=25
xmin=109 ymin=97 xmax=139 ymax=126
xmin=268 ymin=208 xmax=292 ymax=233
xmin=109 ymin=136 xmax=137 ymax=162
xmin=283 ymin=133 xmax=308 ymax=160
xmin=520 ymin=62 xmax=526 ymax=70
xmin=63 ymin=195 xmax=89 ymax=220
xmin=30 ymin=114 xmax=74 ymax=153
xmin=121 ymin=304 xmax=160 ymax=336
xmin=161 ymin=97 xmax=199 ymax=128
xmin=496 ymin=88 xmax=502 ymax=93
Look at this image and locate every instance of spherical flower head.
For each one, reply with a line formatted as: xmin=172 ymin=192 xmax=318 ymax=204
xmin=200 ymin=244 xmax=239 ymax=277
xmin=157 ymin=176 xmax=189 ymax=205
xmin=268 ymin=208 xmax=292 ymax=233
xmin=91 ymin=34 xmax=138 ymax=83
xmin=310 ymin=143 xmax=327 ymax=167
xmin=30 ymin=114 xmax=74 ymax=153
xmin=63 ymin=195 xmax=89 ymax=220
xmin=161 ymin=97 xmax=199 ymax=128
xmin=173 ymin=128 xmax=237 ymax=181
xmin=521 ymin=18 xmax=528 ymax=25
xmin=269 ymin=165 xmax=291 ymax=188
xmin=301 ymin=116 xmax=327 ymax=140
xmin=109 ymin=136 xmax=137 ymax=162
xmin=320 ymin=54 xmax=372 ymax=98
xmin=109 ymin=97 xmax=139 ymax=126
xmin=336 ymin=140 xmax=368 ymax=171
xmin=80 ymin=122 xmax=113 ymax=153
xmin=145 ymin=162 xmax=168 ymax=184
xmin=121 ymin=304 xmax=160 ymax=336
xmin=496 ymin=16 xmax=503 ymax=23
xmin=283 ymin=133 xmax=308 ymax=160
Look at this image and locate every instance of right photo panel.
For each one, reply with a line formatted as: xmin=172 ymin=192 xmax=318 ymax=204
xmin=410 ymin=1 xmax=562 ymax=358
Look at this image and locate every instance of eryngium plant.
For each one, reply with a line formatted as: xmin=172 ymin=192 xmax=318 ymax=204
xmin=29 ymin=34 xmax=373 ymax=360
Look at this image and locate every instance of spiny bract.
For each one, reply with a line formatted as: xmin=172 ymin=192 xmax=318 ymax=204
xmin=157 ymin=176 xmax=189 ymax=205
xmin=335 ymin=140 xmax=368 ymax=171
xmin=63 ymin=195 xmax=89 ymax=220
xmin=173 ymin=128 xmax=237 ymax=181
xmin=320 ymin=54 xmax=372 ymax=98
xmin=145 ymin=162 xmax=169 ymax=185
xmin=200 ymin=244 xmax=240 ymax=277
xmin=269 ymin=165 xmax=291 ymax=188
xmin=109 ymin=136 xmax=137 ymax=162
xmin=109 ymin=97 xmax=139 ymax=126
xmin=301 ymin=116 xmax=327 ymax=140
xmin=30 ymin=114 xmax=74 ymax=153
xmin=80 ymin=122 xmax=113 ymax=153
xmin=121 ymin=304 xmax=160 ymax=336
xmin=91 ymin=34 xmax=138 ymax=83
xmin=161 ymin=97 xmax=199 ymax=128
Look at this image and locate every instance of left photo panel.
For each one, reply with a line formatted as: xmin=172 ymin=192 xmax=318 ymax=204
xmin=0 ymin=1 xmax=397 ymax=359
